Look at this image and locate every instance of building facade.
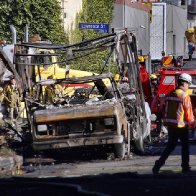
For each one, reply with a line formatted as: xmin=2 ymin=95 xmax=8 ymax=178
xmin=113 ymin=0 xmax=151 ymax=56
xmin=60 ymin=0 xmax=83 ymax=32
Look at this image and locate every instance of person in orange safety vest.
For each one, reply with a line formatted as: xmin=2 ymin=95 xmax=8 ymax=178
xmin=152 ymin=73 xmax=195 ymax=174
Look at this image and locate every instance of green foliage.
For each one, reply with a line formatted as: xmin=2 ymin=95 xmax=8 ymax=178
xmin=71 ymin=0 xmax=114 ymax=42
xmin=0 ymin=0 xmax=68 ymax=44
xmin=70 ymin=0 xmax=116 ymax=74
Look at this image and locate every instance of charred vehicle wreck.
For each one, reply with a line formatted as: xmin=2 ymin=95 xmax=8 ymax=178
xmin=14 ymin=31 xmax=152 ymax=158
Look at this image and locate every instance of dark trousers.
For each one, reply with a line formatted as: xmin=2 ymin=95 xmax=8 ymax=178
xmin=157 ymin=127 xmax=189 ymax=170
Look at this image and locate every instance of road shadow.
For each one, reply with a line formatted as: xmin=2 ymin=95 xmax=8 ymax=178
xmin=3 ymin=170 xmax=196 ymax=195
xmin=60 ymin=171 xmax=196 ymax=196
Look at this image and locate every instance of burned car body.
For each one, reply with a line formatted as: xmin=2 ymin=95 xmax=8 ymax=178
xmin=14 ymin=31 xmax=151 ymax=158
xmin=30 ymin=74 xmax=130 ymax=158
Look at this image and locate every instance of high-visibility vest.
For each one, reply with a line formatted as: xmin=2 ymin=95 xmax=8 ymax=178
xmin=163 ymin=88 xmax=194 ymax=128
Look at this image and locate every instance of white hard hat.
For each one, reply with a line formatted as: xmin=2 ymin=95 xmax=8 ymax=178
xmin=178 ymin=73 xmax=192 ymax=84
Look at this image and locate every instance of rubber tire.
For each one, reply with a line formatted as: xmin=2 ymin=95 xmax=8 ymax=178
xmin=114 ymin=142 xmax=126 ymax=159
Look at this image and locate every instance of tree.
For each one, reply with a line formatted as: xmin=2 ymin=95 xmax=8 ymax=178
xmin=0 ymin=0 xmax=68 ymax=44
xmin=71 ymin=0 xmax=114 ymax=43
xmin=70 ymin=0 xmax=115 ymax=73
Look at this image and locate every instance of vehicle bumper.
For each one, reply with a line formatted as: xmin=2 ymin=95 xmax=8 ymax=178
xmin=33 ymin=135 xmax=124 ymax=151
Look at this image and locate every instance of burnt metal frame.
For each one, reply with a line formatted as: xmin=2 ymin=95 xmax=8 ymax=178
xmin=14 ymin=31 xmax=147 ymax=149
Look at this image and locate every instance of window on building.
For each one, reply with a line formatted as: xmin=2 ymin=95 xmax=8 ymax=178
xmin=64 ymin=13 xmax=67 ymax=18
xmin=181 ymin=0 xmax=186 ymax=5
xmin=187 ymin=0 xmax=196 ymax=20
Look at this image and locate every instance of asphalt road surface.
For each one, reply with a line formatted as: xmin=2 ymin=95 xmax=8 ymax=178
xmin=2 ymin=137 xmax=196 ymax=195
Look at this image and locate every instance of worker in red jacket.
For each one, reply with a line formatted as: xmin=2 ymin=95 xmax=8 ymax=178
xmin=152 ymin=73 xmax=195 ymax=174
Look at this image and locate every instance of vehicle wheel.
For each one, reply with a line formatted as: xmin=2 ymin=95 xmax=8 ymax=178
xmin=114 ymin=142 xmax=126 ymax=159
xmin=134 ymin=134 xmax=144 ymax=154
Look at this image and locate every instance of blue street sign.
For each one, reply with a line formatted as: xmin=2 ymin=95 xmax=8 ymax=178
xmin=78 ymin=23 xmax=109 ymax=33
xmin=97 ymin=29 xmax=108 ymax=33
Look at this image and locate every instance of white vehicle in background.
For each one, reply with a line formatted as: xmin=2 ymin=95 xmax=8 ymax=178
xmin=150 ymin=2 xmax=187 ymax=70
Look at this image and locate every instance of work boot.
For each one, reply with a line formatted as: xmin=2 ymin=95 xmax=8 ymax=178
xmin=152 ymin=160 xmax=162 ymax=174
xmin=182 ymin=167 xmax=192 ymax=173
